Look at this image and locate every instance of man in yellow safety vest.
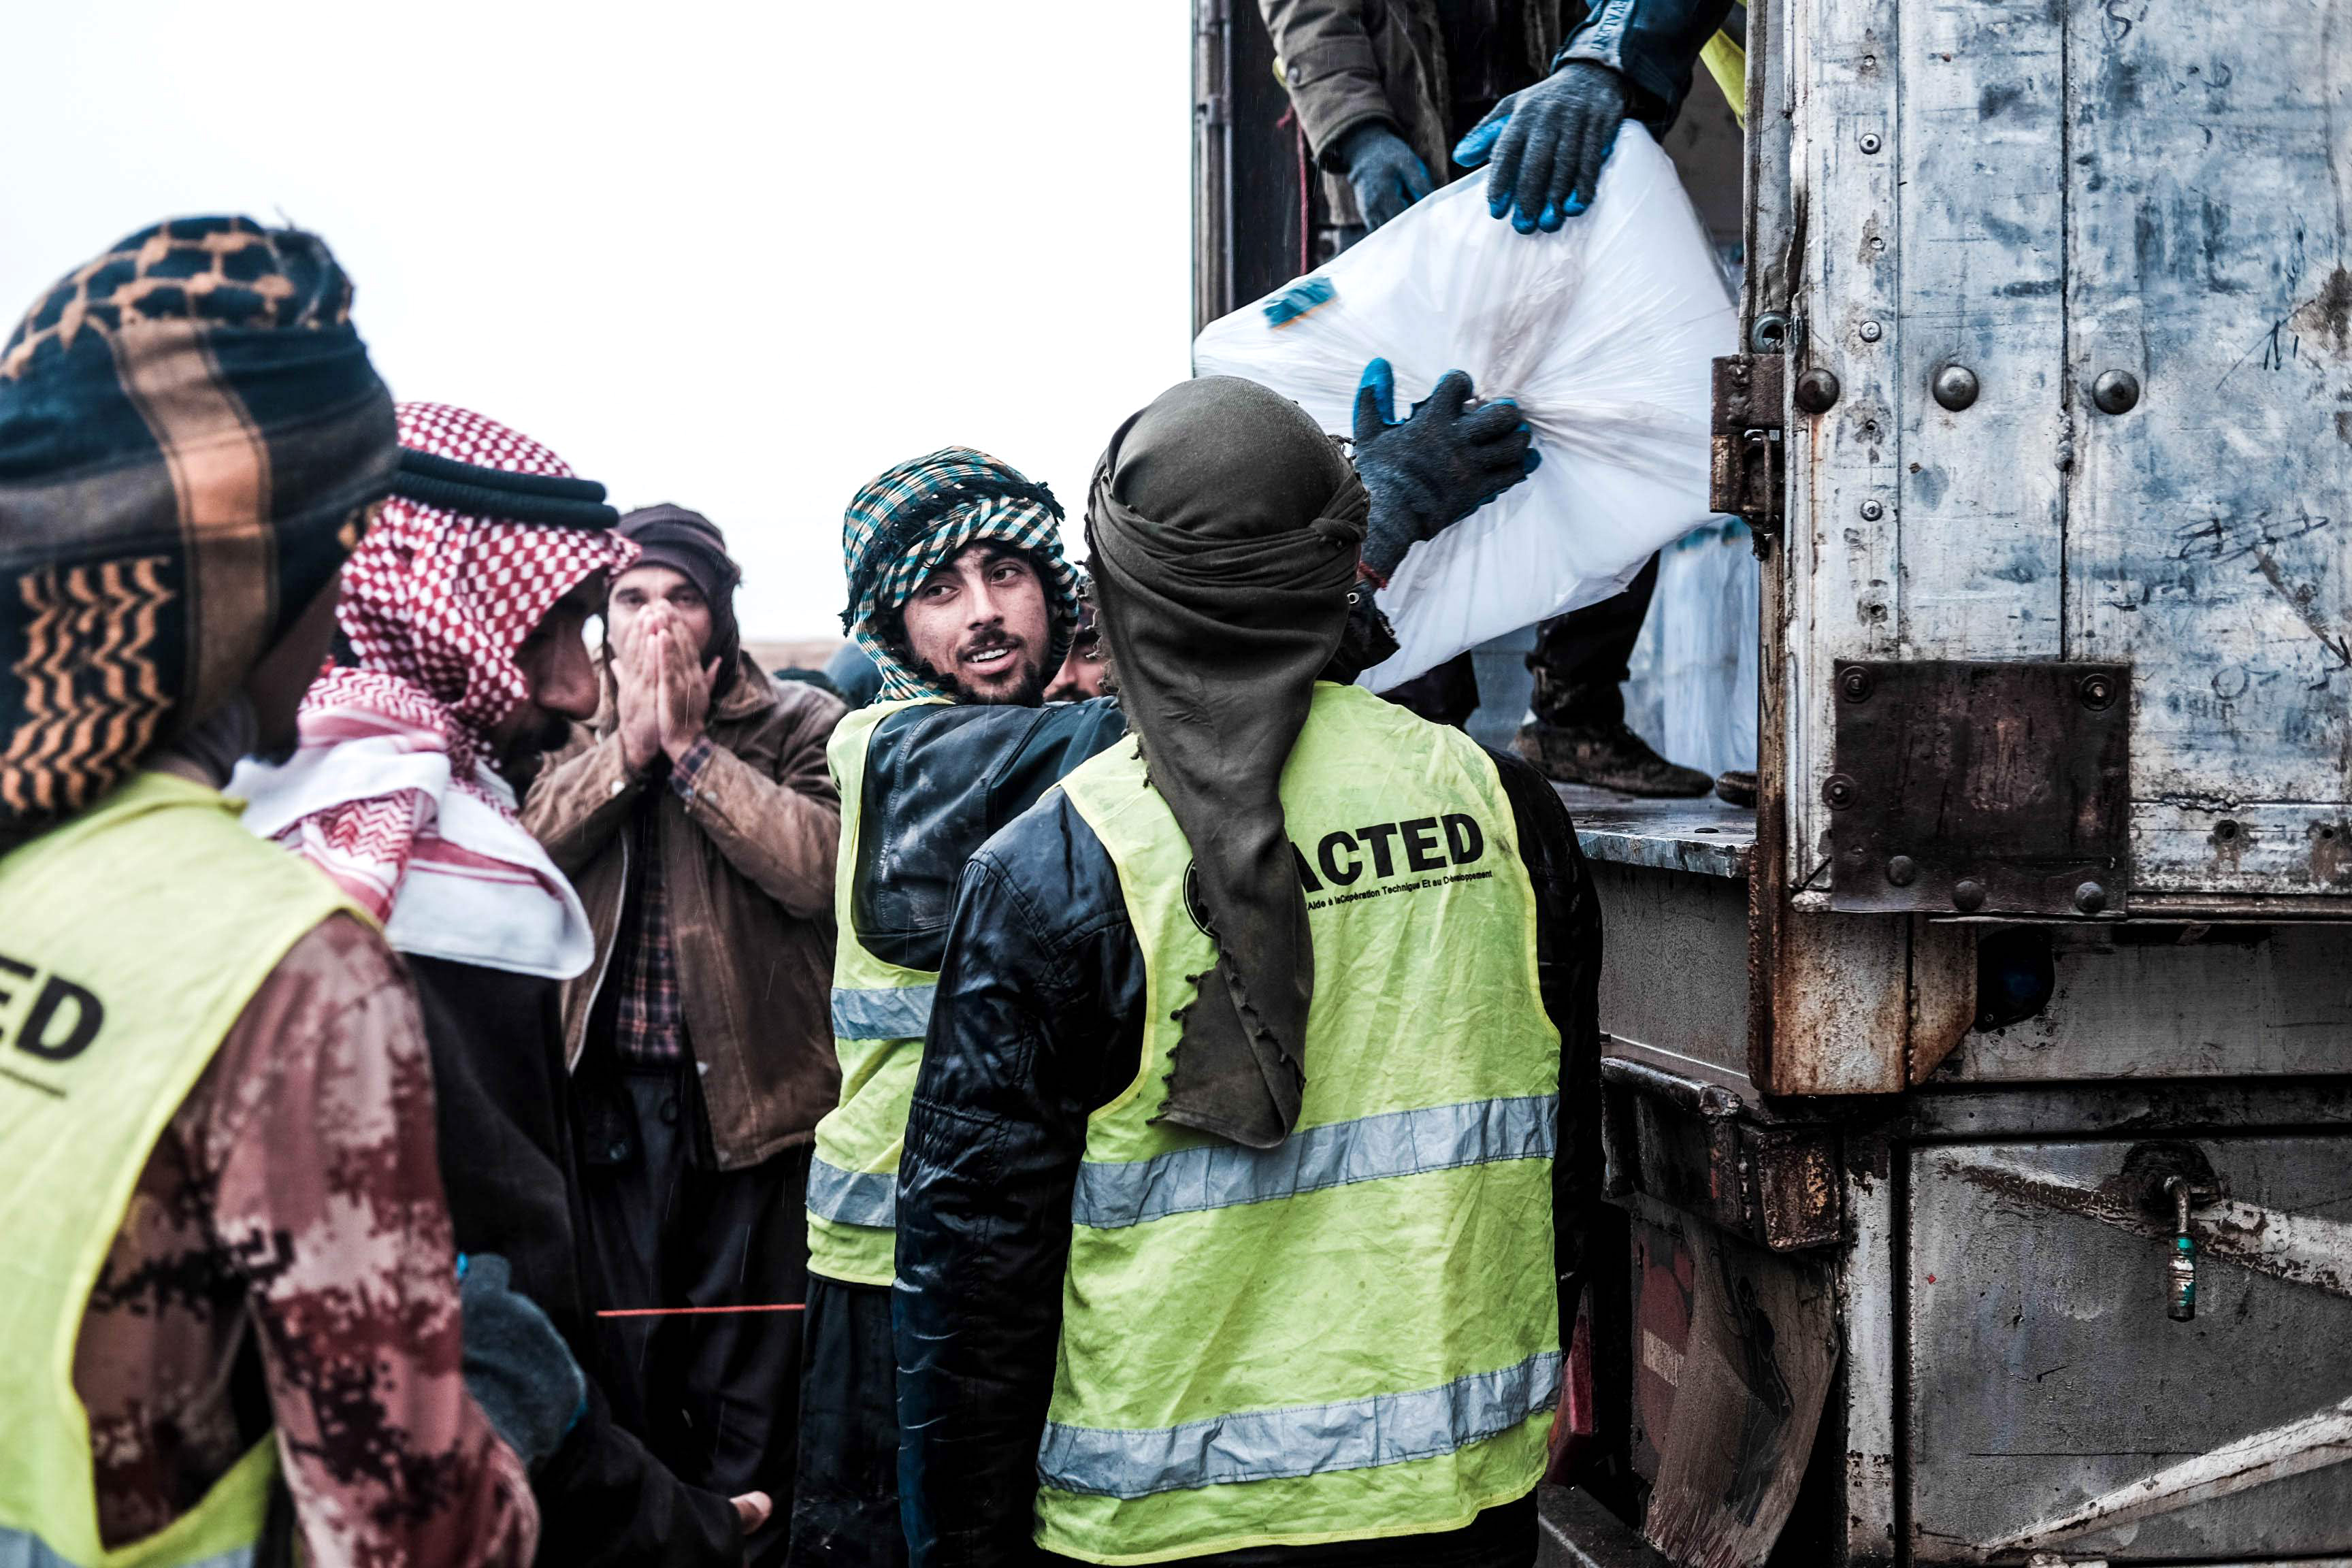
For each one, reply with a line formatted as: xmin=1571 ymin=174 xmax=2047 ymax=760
xmin=795 ymin=367 xmax=1541 ymax=1567
xmin=0 ymin=218 xmax=566 ymax=1568
xmin=892 ymin=377 xmax=1603 ymax=1567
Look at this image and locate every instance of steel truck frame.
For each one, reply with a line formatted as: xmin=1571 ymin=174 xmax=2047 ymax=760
xmin=1193 ymin=1 xmax=2352 ymax=1563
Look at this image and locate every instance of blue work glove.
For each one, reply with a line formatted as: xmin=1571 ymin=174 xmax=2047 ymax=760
xmin=1335 ymin=121 xmax=1434 ymax=231
xmin=456 ymin=1252 xmax=587 ymax=1473
xmin=1452 ymin=61 xmax=1631 ymax=233
xmin=1351 ymin=359 xmax=1540 ymax=581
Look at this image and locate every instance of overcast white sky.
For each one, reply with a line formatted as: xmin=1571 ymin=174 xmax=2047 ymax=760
xmin=1 ymin=2 xmax=1194 ymax=641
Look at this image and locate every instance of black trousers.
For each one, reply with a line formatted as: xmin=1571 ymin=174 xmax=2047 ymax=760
xmin=779 ymin=1260 xmax=1537 ymax=1568
xmin=1528 ymin=551 xmax=1660 ymax=723
xmin=786 ymin=1273 xmax=904 ymax=1568
xmin=1380 ymin=553 xmax=1661 ymax=729
xmin=579 ymin=1062 xmax=811 ymax=1567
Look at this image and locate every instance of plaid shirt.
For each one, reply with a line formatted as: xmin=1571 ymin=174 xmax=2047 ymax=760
xmin=611 ymin=737 xmax=714 ymax=1065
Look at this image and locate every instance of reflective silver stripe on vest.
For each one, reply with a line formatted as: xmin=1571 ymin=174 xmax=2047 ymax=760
xmin=1069 ymin=1094 xmax=1556 ymax=1230
xmin=0 ymin=1527 xmax=255 ymax=1567
xmin=1037 ymin=1348 xmax=1564 ymax=1500
xmin=807 ymin=1156 xmax=897 ymax=1228
xmin=830 ymin=983 xmax=935 ymax=1040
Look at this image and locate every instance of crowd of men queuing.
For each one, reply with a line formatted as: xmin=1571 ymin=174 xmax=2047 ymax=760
xmin=1 ymin=3 xmax=1736 ymax=1566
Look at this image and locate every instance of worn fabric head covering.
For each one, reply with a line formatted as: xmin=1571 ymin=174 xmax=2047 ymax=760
xmin=232 ymin=404 xmax=634 ymax=978
xmin=0 ymin=216 xmax=395 ymax=831
xmin=1086 ymin=376 xmax=1369 ymax=1149
xmin=617 ymin=504 xmax=742 ymax=697
xmin=840 ymin=446 xmax=1083 ymax=701
xmin=326 ymin=403 xmax=636 ymax=785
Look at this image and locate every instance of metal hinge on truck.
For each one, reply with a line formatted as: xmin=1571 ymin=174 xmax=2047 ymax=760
xmin=1710 ymin=352 xmax=1784 ymax=546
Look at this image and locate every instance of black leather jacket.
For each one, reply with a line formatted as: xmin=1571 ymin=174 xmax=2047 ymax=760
xmin=871 ymin=701 xmax=1603 ymax=1568
xmin=1556 ymin=0 xmax=1738 ymax=137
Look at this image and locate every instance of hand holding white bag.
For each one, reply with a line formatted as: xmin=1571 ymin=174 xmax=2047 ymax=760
xmin=1193 ymin=124 xmax=1733 ymax=690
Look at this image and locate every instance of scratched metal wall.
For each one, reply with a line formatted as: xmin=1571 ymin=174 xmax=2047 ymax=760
xmin=1780 ymin=0 xmax=2352 ymax=906
xmin=1907 ymin=1134 xmax=2352 ymax=1558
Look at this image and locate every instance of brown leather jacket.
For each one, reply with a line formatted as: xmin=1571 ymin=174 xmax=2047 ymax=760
xmin=525 ymin=653 xmax=846 ymax=1169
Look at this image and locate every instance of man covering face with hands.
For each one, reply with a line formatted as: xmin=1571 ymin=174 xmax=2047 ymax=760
xmin=526 ymin=504 xmax=847 ymax=1568
xmin=610 ymin=549 xmax=726 ymax=775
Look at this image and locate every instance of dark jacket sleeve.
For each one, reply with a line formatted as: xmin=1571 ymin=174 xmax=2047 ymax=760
xmin=1258 ymin=0 xmax=1396 ymax=165
xmin=1482 ymin=749 xmax=1605 ymax=1305
xmin=1556 ymin=0 xmax=1737 ymax=137
xmin=892 ymin=796 xmax=1145 ymax=1568
xmin=405 ymin=958 xmax=745 ymax=1568
xmin=853 ymin=699 xmax=1129 ymax=970
xmin=535 ymin=1386 xmax=745 ymax=1568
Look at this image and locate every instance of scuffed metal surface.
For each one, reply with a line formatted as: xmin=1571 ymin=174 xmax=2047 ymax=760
xmin=1601 ymin=1056 xmax=1844 ymax=1252
xmin=1842 ymin=1133 xmax=1901 ymax=1565
xmin=1907 ymin=915 xmax=1977 ymax=1083
xmin=2065 ymin=0 xmax=2352 ymax=897
xmin=1783 ymin=0 xmax=2352 ymax=904
xmin=1558 ymin=786 xmax=1755 ymax=879
xmin=1986 ymin=1393 xmax=2352 ymax=1554
xmin=1939 ymin=922 xmax=2352 ymax=1084
xmin=1762 ymin=906 xmax=1909 ymax=1095
xmin=1750 ymin=1126 xmax=1843 ymax=1251
xmin=1953 ymin=1152 xmax=2352 ymax=1301
xmin=1592 ymin=863 xmax=1752 ymax=1084
xmin=1828 ymin=662 xmax=2131 ymax=916
xmin=1908 ymin=1137 xmax=2352 ymax=1558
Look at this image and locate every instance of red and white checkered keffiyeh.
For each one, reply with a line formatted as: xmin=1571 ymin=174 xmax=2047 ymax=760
xmin=233 ymin=404 xmax=636 ymax=977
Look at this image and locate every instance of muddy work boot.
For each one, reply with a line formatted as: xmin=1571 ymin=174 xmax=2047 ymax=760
xmin=1518 ymin=671 xmax=1711 ymax=796
xmin=1514 ymin=719 xmax=1712 ymax=796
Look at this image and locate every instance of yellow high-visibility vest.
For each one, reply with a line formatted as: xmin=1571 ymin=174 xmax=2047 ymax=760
xmin=1034 ymin=684 xmax=1563 ymax=1565
xmin=806 ymin=698 xmax=949 ymax=1287
xmin=0 ymin=772 xmax=357 ymax=1567
xmin=1702 ymin=31 xmax=1747 ymax=125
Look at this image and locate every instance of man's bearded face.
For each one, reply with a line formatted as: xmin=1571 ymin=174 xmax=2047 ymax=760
xmin=491 ymin=582 xmax=603 ymax=777
xmin=897 ymin=541 xmax=1053 ymax=706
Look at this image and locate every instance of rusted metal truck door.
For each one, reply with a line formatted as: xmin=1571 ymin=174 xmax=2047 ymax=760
xmin=1774 ymin=0 xmax=2352 ymax=920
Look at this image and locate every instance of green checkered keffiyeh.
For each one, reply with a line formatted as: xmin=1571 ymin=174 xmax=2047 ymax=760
xmin=840 ymin=446 xmax=1085 ymax=701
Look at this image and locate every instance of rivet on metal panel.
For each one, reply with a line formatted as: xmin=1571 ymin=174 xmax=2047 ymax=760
xmin=2091 ymin=368 xmax=2140 ymax=415
xmin=2078 ymin=672 xmax=2118 ymax=711
xmin=1750 ymin=312 xmax=1791 ymax=353
xmin=1859 ymin=320 xmax=1882 ymax=342
xmin=1951 ymin=879 xmax=1987 ymax=913
xmin=1885 ymin=855 xmax=1916 ymax=887
xmin=1932 ymin=364 xmax=1980 ymax=411
xmin=1794 ymin=368 xmax=1842 ymax=413
xmin=1858 ymin=131 xmax=1882 ymax=153
xmin=2074 ymin=881 xmax=2108 ymax=915
xmin=1859 ymin=499 xmax=1884 ymax=521
xmin=1839 ymin=666 xmax=1875 ymax=703
xmin=1823 ymin=773 xmax=1859 ymax=809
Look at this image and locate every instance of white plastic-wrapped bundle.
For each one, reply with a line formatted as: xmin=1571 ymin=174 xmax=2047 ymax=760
xmin=1193 ymin=125 xmax=1733 ymax=691
xmin=1653 ymin=518 xmax=1759 ymax=779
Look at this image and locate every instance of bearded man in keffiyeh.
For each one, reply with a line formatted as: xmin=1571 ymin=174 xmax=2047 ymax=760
xmin=840 ymin=446 xmax=1085 ymax=704
xmin=229 ymin=405 xmax=767 ymax=1561
xmin=234 ymin=402 xmax=636 ymax=977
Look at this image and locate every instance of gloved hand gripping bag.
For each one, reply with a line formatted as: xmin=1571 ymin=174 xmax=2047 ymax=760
xmin=1193 ymin=125 xmax=1733 ymax=690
